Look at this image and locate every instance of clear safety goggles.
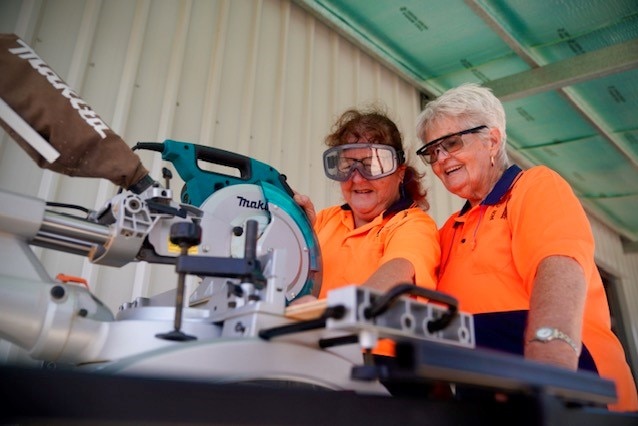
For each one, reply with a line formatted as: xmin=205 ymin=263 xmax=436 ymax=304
xmin=323 ymin=143 xmax=405 ymax=182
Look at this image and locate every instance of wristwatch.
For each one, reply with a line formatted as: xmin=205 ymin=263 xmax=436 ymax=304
xmin=529 ymin=327 xmax=580 ymax=354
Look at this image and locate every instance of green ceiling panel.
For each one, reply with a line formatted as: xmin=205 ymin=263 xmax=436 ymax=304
xmin=618 ymin=130 xmax=638 ymax=159
xmin=296 ymin=0 xmax=638 ymax=245
xmin=530 ymin=13 xmax=638 ymax=64
xmin=427 ymin=53 xmax=530 ymax=90
xmin=504 ymin=92 xmax=595 ymax=149
xmin=315 ymin=0 xmax=512 ymax=79
xmin=523 ymin=135 xmax=637 ymax=198
xmin=479 ymin=0 xmax=638 ymax=61
xmin=570 ymin=68 xmax=638 ymax=132
xmin=584 ymin=195 xmax=638 ymax=242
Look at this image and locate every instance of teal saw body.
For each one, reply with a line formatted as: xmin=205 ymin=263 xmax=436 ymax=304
xmin=138 ymin=140 xmax=321 ymax=303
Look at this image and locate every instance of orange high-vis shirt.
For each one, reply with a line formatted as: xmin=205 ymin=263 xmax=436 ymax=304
xmin=315 ymin=202 xmax=440 ymax=355
xmin=438 ymin=165 xmax=638 ymax=412
xmin=316 ymin=205 xmax=439 ymax=298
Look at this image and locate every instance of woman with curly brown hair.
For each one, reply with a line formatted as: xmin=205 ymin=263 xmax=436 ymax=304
xmin=293 ymin=107 xmax=440 ymax=310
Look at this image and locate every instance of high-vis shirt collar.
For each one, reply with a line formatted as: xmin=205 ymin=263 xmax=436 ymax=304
xmin=340 ymin=191 xmax=414 ymax=219
xmin=459 ymin=164 xmax=523 ymax=216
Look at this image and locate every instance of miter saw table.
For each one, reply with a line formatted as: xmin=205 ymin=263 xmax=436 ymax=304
xmin=1 ymin=141 xmax=635 ymax=425
xmin=1 ymin=345 xmax=635 ymax=426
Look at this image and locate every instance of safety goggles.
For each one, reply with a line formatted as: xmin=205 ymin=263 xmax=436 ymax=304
xmin=416 ymin=125 xmax=487 ymax=165
xmin=323 ymin=143 xmax=405 ymax=181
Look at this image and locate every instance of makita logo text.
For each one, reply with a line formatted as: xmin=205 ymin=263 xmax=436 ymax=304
xmin=237 ymin=196 xmax=268 ymax=211
xmin=9 ymin=38 xmax=110 ymax=139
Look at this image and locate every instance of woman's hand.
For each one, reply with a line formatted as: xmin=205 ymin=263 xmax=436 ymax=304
xmin=363 ymin=258 xmax=415 ymax=293
xmin=293 ymin=191 xmax=317 ymax=225
xmin=288 ymin=294 xmax=318 ymax=306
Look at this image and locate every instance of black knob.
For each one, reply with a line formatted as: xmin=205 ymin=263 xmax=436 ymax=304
xmin=162 ymin=167 xmax=173 ymax=189
xmin=170 ymin=222 xmax=202 ymax=248
xmin=50 ymin=285 xmax=66 ymax=300
xmin=162 ymin=167 xmax=173 ymax=180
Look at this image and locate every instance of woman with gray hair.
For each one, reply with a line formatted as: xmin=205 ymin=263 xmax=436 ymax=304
xmin=415 ymin=83 xmax=637 ymax=411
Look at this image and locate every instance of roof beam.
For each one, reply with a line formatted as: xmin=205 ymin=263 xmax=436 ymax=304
xmin=468 ymin=0 xmax=638 ymax=242
xmin=484 ymin=39 xmax=638 ymax=101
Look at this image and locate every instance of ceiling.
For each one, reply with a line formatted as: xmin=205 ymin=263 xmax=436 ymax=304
xmin=294 ymin=0 xmax=638 ymax=251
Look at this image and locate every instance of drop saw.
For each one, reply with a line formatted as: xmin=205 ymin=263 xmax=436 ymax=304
xmin=0 ymin=140 xmax=478 ymax=395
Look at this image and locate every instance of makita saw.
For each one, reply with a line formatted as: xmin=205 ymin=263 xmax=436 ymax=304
xmin=131 ymin=139 xmax=322 ymax=308
xmin=0 ymin=139 xmax=472 ymax=394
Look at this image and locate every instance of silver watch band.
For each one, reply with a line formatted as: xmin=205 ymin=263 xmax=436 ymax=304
xmin=528 ymin=327 xmax=580 ymax=355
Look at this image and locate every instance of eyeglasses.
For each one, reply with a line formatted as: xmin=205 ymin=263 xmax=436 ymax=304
xmin=323 ymin=143 xmax=405 ymax=181
xmin=416 ymin=125 xmax=488 ymax=165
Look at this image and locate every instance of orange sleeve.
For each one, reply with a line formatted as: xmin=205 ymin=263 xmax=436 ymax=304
xmin=379 ymin=208 xmax=440 ymax=289
xmin=509 ymin=167 xmax=595 ymax=294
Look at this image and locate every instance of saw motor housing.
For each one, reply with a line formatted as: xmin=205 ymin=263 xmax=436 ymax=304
xmin=138 ymin=140 xmax=322 ymax=308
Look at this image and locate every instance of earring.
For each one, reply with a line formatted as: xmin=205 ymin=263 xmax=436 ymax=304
xmin=490 ymin=156 xmax=495 ymax=167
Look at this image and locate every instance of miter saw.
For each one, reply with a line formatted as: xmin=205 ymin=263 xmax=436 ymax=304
xmin=0 ymin=33 xmax=624 ymax=418
xmin=0 ymin=140 xmax=625 ymax=414
xmin=130 ymin=139 xmax=322 ymax=308
xmin=0 ymin=140 xmax=475 ymax=395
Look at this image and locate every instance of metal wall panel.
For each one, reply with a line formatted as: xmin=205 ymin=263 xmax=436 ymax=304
xmin=0 ymin=0 xmax=636 ymax=366
xmin=0 ymin=0 xmax=426 ymax=309
xmin=590 ymin=214 xmax=638 ymax=372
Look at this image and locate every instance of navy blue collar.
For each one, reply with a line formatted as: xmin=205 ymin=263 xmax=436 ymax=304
xmin=459 ymin=164 xmax=523 ymax=215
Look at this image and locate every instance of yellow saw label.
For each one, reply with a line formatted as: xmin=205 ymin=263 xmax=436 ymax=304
xmin=167 ymin=240 xmax=199 ymax=255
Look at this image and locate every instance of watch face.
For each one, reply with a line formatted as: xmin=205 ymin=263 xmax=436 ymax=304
xmin=536 ymin=327 xmax=553 ymax=339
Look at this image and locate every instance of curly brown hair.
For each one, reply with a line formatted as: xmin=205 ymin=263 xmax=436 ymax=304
xmin=325 ymin=107 xmax=429 ymax=210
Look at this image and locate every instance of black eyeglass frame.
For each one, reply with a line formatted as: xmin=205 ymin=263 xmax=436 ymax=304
xmin=416 ymin=125 xmax=488 ymax=162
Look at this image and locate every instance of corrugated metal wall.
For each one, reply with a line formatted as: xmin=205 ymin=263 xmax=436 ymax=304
xmin=0 ymin=0 xmax=636 ymax=368
xmin=590 ymin=216 xmax=638 ymax=372
xmin=0 ymin=0 xmax=444 ymax=308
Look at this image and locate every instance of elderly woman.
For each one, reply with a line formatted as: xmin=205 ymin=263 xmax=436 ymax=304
xmin=295 ymin=108 xmax=440 ymax=302
xmin=415 ymin=83 xmax=637 ymax=411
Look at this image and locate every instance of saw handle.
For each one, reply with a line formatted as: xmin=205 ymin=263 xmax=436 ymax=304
xmin=190 ymin=144 xmax=296 ymax=198
xmin=192 ymin=144 xmax=296 ymax=198
xmin=133 ymin=140 xmax=295 ymax=206
xmin=194 ymin=144 xmax=252 ymax=180
xmin=133 ymin=141 xmax=253 ymax=179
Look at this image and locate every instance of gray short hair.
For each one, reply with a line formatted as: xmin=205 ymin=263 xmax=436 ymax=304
xmin=416 ymin=83 xmax=508 ymax=165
